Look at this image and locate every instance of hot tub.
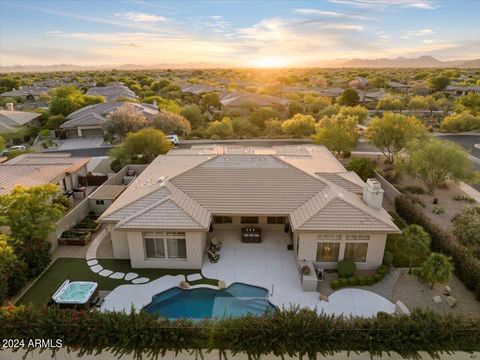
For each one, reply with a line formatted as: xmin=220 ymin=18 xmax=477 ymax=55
xmin=52 ymin=280 xmax=98 ymax=308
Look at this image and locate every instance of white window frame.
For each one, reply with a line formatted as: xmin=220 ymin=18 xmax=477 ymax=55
xmin=144 ymin=231 xmax=187 ymax=260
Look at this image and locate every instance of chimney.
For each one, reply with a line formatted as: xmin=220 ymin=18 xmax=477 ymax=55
xmin=363 ymin=178 xmax=384 ymax=209
xmin=6 ymin=103 xmax=14 ymax=111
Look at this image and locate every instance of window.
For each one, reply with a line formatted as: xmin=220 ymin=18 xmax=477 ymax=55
xmin=241 ymin=216 xmax=259 ymax=224
xmin=345 ymin=234 xmax=370 ymax=241
xmin=267 ymin=217 xmax=286 ymax=224
xmin=344 ymin=243 xmax=369 ymax=262
xmin=214 ymin=216 xmax=233 ymax=224
xmin=318 ymin=234 xmax=342 ymax=241
xmin=95 ymin=199 xmax=105 ymax=205
xmin=316 ymin=242 xmax=340 ymax=262
xmin=144 ymin=232 xmax=186 ymax=259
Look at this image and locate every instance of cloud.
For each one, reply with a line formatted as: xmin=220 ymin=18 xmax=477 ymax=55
xmin=114 ymin=11 xmax=168 ymax=23
xmin=401 ymin=28 xmax=434 ymax=39
xmin=325 ymin=0 xmax=438 ymax=10
xmin=322 ymin=24 xmax=364 ymax=31
xmin=293 ymin=8 xmax=371 ymax=20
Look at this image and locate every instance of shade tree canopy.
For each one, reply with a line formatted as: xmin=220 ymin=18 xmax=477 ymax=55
xmin=312 ymin=114 xmax=360 ymax=157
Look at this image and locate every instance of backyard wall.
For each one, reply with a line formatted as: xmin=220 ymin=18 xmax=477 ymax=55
xmin=297 ymin=232 xmax=387 ymax=270
xmin=373 ymin=171 xmax=401 ymax=203
xmin=49 ymin=164 xmax=147 ymax=252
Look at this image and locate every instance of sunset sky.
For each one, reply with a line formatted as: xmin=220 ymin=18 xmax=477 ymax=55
xmin=1 ymin=0 xmax=479 ymax=67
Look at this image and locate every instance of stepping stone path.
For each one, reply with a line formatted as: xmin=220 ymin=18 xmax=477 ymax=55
xmin=87 ymin=259 xmax=98 ymax=266
xmin=110 ymin=272 xmax=125 ymax=280
xmin=99 ymin=269 xmax=113 ymax=277
xmin=132 ymin=277 xmax=150 ymax=284
xmin=125 ymin=272 xmax=139 ymax=281
xmin=186 ymin=273 xmax=202 ymax=282
xmin=90 ymin=264 xmax=103 ymax=273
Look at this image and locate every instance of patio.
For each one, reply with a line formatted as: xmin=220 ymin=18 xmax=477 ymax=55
xmin=202 ymin=230 xmax=396 ymax=317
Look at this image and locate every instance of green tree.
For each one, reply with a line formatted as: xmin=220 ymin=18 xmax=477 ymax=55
xmin=419 ymin=252 xmax=454 ymax=289
xmin=376 ymin=95 xmax=404 ymax=111
xmin=427 ymin=76 xmax=450 ymax=92
xmin=45 ymin=115 xmax=66 ymax=130
xmin=264 ymin=119 xmax=283 ymax=137
xmin=304 ymin=94 xmax=331 ymax=113
xmin=48 ymin=86 xmax=104 ymax=116
xmin=206 ymin=117 xmax=234 ymax=139
xmin=0 ymin=184 xmax=65 ymax=276
xmin=249 ymin=107 xmax=279 ymax=129
xmin=0 ymin=76 xmax=20 ymax=92
xmin=142 ymin=96 xmax=182 ymax=114
xmin=312 ymin=114 xmax=360 ymax=157
xmin=402 ymin=138 xmax=476 ymax=194
xmin=102 ymin=105 xmax=147 ymax=142
xmin=110 ymin=128 xmax=172 ymax=165
xmin=440 ymin=112 xmax=480 ymax=133
xmin=366 ymin=112 xmax=427 ymax=163
xmin=452 ymin=206 xmax=480 ymax=249
xmin=453 ymin=93 xmax=480 ymax=116
xmin=337 ymin=88 xmax=359 ymax=106
xmin=151 ymin=78 xmax=171 ymax=92
xmin=232 ymin=118 xmax=260 ymax=138
xmin=0 ymin=135 xmax=5 ymax=151
xmin=346 ymin=157 xmax=375 ymax=181
xmin=152 ymin=111 xmax=191 ymax=136
xmin=338 ymin=105 xmax=369 ymax=125
xmin=201 ymin=93 xmax=221 ymax=111
xmin=281 ymin=114 xmax=316 ymax=138
xmin=0 ymin=234 xmax=27 ymax=303
xmin=399 ymin=224 xmax=431 ymax=274
xmin=181 ymin=105 xmax=204 ymax=129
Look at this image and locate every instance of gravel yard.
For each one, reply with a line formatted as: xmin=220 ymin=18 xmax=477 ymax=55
xmin=392 ymin=269 xmax=480 ymax=315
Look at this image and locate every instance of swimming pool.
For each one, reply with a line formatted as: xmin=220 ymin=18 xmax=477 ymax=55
xmin=143 ymin=283 xmax=275 ymax=319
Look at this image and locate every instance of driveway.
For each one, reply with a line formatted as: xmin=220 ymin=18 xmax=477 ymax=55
xmin=57 ymin=137 xmax=108 ymax=151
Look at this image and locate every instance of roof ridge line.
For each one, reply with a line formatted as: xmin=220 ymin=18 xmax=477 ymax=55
xmin=168 ymin=154 xmax=219 ymax=181
xmin=165 ymin=182 xmax=211 ymax=227
xmin=292 ymin=190 xmax=335 ymax=229
xmin=116 ymin=196 xmax=170 ymax=227
xmin=273 ymin=154 xmax=329 ymax=188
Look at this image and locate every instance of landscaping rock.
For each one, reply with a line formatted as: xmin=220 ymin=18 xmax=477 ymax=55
xmin=432 ymin=295 xmax=443 ymax=304
xmin=187 ymin=273 xmax=202 ymax=282
xmin=109 ymin=272 xmax=125 ymax=280
xmin=87 ymin=259 xmax=98 ymax=266
xmin=443 ymin=285 xmax=452 ymax=296
xmin=125 ymin=272 xmax=139 ymax=281
xmin=90 ymin=264 xmax=103 ymax=273
xmin=446 ymin=296 xmax=458 ymax=308
xmin=218 ymin=280 xmax=226 ymax=289
xmin=99 ymin=269 xmax=113 ymax=277
xmin=132 ymin=277 xmax=149 ymax=284
xmin=180 ymin=280 xmax=190 ymax=289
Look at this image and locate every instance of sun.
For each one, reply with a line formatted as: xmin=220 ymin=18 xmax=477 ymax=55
xmin=250 ymin=56 xmax=290 ymax=68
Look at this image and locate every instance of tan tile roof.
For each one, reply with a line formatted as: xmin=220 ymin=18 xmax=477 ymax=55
xmin=0 ymin=153 xmax=89 ymax=195
xmin=100 ymin=145 xmax=399 ymax=234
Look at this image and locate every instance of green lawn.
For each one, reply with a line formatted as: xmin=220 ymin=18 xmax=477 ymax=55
xmin=17 ymin=258 xmax=218 ymax=308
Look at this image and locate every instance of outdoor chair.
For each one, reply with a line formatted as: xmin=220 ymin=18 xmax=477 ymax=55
xmin=207 ymin=249 xmax=220 ymax=263
xmin=210 ymin=236 xmax=222 ymax=251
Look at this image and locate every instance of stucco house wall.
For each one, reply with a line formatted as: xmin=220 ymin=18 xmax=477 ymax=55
xmin=212 ymin=215 xmax=287 ymax=232
xmin=297 ymin=232 xmax=387 ymax=270
xmin=121 ymin=230 xmax=207 ymax=269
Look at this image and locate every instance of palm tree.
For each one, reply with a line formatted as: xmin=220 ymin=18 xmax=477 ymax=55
xmin=419 ymin=252 xmax=454 ymax=289
xmin=399 ymin=224 xmax=431 ymax=274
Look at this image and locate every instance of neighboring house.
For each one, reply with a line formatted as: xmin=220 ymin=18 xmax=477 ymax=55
xmin=315 ymin=87 xmax=344 ymax=98
xmin=348 ymin=77 xmax=369 ymax=89
xmin=359 ymin=89 xmax=386 ymax=103
xmin=389 ymin=81 xmax=410 ymax=92
xmin=99 ymin=145 xmax=400 ymax=270
xmin=443 ymin=85 xmax=480 ymax=97
xmin=0 ymin=153 xmax=89 ymax=195
xmin=180 ymin=83 xmax=220 ymax=95
xmin=0 ymin=85 xmax=50 ymax=101
xmin=0 ymin=105 xmax=41 ymax=134
xmin=86 ymin=82 xmax=137 ymax=101
xmin=60 ymin=101 xmax=158 ymax=138
xmin=220 ymin=92 xmax=289 ymax=114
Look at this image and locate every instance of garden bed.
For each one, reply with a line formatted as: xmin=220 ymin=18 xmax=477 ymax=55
xmin=73 ymin=219 xmax=101 ymax=232
xmin=58 ymin=231 xmax=92 ymax=246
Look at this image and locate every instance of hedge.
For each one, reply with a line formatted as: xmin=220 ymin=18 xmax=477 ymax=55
xmin=395 ymin=195 xmax=480 ymax=300
xmin=1 ymin=306 xmax=479 ymax=359
xmin=331 ymin=264 xmax=390 ymax=290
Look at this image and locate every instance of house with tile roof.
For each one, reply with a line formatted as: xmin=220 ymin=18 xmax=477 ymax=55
xmin=0 ymin=153 xmax=89 ymax=195
xmin=86 ymin=82 xmax=137 ymax=102
xmin=99 ymin=145 xmax=400 ymax=271
xmin=60 ymin=101 xmax=158 ymax=138
xmin=0 ymin=107 xmax=41 ymax=134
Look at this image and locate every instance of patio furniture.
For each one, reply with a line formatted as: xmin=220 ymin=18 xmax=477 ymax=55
xmin=314 ymin=264 xmax=324 ymax=281
xmin=210 ymin=236 xmax=222 ymax=251
xmin=207 ymin=249 xmax=219 ymax=263
xmin=241 ymin=227 xmax=262 ymax=243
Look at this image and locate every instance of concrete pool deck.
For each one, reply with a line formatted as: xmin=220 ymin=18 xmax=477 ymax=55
xmin=101 ymin=231 xmax=395 ymax=317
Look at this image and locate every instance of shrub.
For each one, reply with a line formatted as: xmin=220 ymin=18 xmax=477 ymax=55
xmin=330 ymin=279 xmax=341 ymax=290
xmin=110 ymin=159 xmax=122 ymax=173
xmin=383 ymin=251 xmax=393 ymax=266
xmin=346 ymin=157 xmax=375 ymax=181
xmin=39 ymin=129 xmax=50 ymax=137
xmin=337 ymin=260 xmax=357 ymax=278
xmin=374 ymin=273 xmax=383 ymax=282
xmin=404 ymin=185 xmax=425 ymax=194
xmin=395 ymin=195 xmax=480 ymax=300
xmin=357 ymin=276 xmax=369 ymax=286
xmin=348 ymin=277 xmax=359 ymax=286
xmin=365 ymin=276 xmax=375 ymax=285
xmin=453 ymin=195 xmax=475 ymax=203
xmin=432 ymin=205 xmax=444 ymax=215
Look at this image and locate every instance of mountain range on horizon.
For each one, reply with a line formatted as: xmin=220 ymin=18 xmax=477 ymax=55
xmin=1 ymin=56 xmax=479 ymax=73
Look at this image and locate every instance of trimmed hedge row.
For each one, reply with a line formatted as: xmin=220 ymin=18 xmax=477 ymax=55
xmin=395 ymin=195 xmax=480 ymax=300
xmin=331 ymin=264 xmax=390 ymax=290
xmin=1 ymin=306 xmax=479 ymax=359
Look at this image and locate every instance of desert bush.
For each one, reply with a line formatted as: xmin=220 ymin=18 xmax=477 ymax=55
xmin=337 ymin=260 xmax=357 ymax=278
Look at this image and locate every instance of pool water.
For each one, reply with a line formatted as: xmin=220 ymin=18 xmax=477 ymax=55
xmin=143 ymin=283 xmax=275 ymax=319
xmin=53 ymin=281 xmax=97 ymax=304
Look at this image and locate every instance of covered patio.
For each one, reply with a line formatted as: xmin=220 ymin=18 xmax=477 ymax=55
xmin=202 ymin=230 xmax=396 ymax=317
